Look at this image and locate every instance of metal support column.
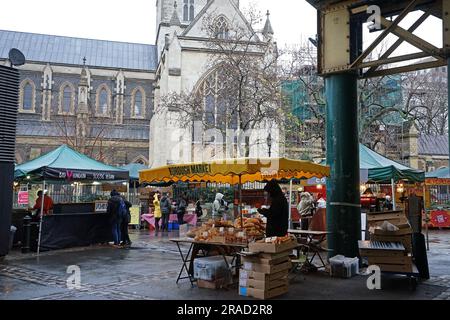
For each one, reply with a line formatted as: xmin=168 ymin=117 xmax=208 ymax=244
xmin=325 ymin=73 xmax=361 ymax=258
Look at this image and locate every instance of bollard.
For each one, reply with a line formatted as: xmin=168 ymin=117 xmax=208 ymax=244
xmin=22 ymin=215 xmax=31 ymax=253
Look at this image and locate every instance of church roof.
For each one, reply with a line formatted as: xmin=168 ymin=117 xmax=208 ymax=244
xmin=419 ymin=135 xmax=449 ymax=156
xmin=0 ymin=30 xmax=158 ymax=71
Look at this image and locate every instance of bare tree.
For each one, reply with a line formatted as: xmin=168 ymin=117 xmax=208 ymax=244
xmin=54 ymin=96 xmax=118 ymax=162
xmin=156 ymin=7 xmax=286 ymax=158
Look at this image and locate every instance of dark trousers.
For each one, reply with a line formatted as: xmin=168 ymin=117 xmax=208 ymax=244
xmin=177 ymin=211 xmax=185 ymax=225
xmin=301 ymin=217 xmax=309 ymax=231
xmin=161 ymin=212 xmax=169 ymax=231
xmin=155 ymin=217 xmax=161 ymax=231
xmin=112 ymin=221 xmax=121 ymax=245
xmin=121 ymin=220 xmax=130 ymax=244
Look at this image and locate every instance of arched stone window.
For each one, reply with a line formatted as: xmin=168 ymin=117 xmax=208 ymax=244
xmin=189 ymin=0 xmax=195 ymax=21
xmin=19 ymin=79 xmax=36 ymax=113
xmin=183 ymin=0 xmax=189 ymax=21
xmin=195 ymin=67 xmax=237 ymax=132
xmin=131 ymin=87 xmax=146 ymax=118
xmin=183 ymin=0 xmax=194 ymax=21
xmin=214 ymin=16 xmax=229 ymax=39
xmin=96 ymin=84 xmax=111 ymax=116
xmin=59 ymin=82 xmax=75 ymax=114
xmin=131 ymin=155 xmax=148 ymax=166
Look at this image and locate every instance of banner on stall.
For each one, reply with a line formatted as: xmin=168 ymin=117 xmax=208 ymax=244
xmin=430 ymin=210 xmax=450 ymax=228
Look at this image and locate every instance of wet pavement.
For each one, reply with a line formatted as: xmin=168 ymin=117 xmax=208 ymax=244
xmin=0 ymin=229 xmax=449 ymax=300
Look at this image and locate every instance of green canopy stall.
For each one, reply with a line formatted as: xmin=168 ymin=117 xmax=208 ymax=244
xmin=426 ymin=167 xmax=450 ymax=179
xmin=320 ymin=144 xmax=425 ymax=209
xmin=14 ymin=145 xmax=129 ymax=254
xmin=360 ymin=144 xmax=425 ymax=183
xmin=15 ymin=144 xmax=129 ymax=182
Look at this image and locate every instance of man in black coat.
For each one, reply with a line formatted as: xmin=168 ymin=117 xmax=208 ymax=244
xmin=258 ymin=180 xmax=289 ymax=237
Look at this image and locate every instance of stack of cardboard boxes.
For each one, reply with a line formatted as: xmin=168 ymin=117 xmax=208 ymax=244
xmin=360 ymin=211 xmax=414 ymax=273
xmin=238 ymin=240 xmax=297 ymax=299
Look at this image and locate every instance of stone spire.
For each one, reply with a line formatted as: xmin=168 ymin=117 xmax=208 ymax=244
xmin=77 ymin=57 xmax=90 ymax=145
xmin=78 ymin=57 xmax=89 ymax=113
xmin=262 ymin=10 xmax=274 ymax=39
xmin=170 ymin=1 xmax=181 ymax=26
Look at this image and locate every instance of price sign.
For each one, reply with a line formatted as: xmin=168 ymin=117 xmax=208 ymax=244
xmin=18 ymin=191 xmax=29 ymax=205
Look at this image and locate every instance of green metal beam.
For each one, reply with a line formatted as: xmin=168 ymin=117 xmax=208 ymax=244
xmin=448 ymin=58 xmax=450 ymax=177
xmin=325 ymin=73 xmax=361 ymax=258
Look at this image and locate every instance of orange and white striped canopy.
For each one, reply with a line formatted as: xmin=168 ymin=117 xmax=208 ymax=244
xmin=139 ymin=158 xmax=330 ymax=185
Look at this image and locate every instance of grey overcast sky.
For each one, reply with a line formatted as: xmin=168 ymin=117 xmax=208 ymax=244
xmin=0 ymin=0 xmax=442 ymax=50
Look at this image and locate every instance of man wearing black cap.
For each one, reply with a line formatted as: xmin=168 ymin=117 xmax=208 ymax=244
xmin=258 ymin=180 xmax=289 ymax=237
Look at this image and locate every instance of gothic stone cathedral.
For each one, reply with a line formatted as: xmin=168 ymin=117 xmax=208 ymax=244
xmin=0 ymin=0 xmax=276 ymax=167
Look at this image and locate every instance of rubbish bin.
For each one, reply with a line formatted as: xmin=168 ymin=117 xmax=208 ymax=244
xmin=10 ymin=226 xmax=17 ymax=250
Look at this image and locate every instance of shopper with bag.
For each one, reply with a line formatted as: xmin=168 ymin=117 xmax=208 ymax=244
xmin=176 ymin=193 xmax=188 ymax=225
xmin=160 ymin=193 xmax=171 ymax=231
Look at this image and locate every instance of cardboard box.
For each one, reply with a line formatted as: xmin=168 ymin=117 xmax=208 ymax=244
xmin=239 ymin=269 xmax=288 ymax=282
xmin=368 ymin=255 xmax=413 ymax=266
xmin=366 ymin=211 xmax=404 ymax=221
xmin=248 ymin=240 xmax=298 ymax=254
xmin=372 ymin=223 xmax=412 ymax=236
xmin=242 ymin=260 xmax=291 ymax=274
xmin=367 ymin=211 xmax=410 ymax=229
xmin=197 ymin=278 xmax=230 ymax=289
xmin=242 ymin=254 xmax=291 ymax=266
xmin=378 ymin=263 xmax=413 ymax=273
xmin=239 ymin=284 xmax=289 ymax=300
xmin=239 ymin=277 xmax=288 ymax=291
xmin=259 ymin=250 xmax=293 ymax=260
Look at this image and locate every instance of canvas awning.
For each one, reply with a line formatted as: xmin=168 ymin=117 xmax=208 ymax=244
xmin=139 ymin=158 xmax=330 ymax=185
xmin=425 ymin=167 xmax=450 ymax=185
xmin=119 ymin=163 xmax=148 ymax=181
xmin=14 ymin=145 xmax=129 ymax=182
xmin=360 ymin=144 xmax=425 ymax=183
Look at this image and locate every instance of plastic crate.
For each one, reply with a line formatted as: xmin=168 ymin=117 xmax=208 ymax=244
xmin=194 ymin=256 xmax=233 ymax=282
xmin=168 ymin=222 xmax=179 ymax=231
xmin=329 ymin=255 xmax=359 ymax=278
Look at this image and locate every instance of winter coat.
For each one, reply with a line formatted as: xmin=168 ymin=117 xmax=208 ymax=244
xmin=153 ymin=194 xmax=162 ymax=218
xmin=259 ymin=180 xmax=289 ymax=237
xmin=195 ymin=200 xmax=203 ymax=218
xmin=121 ymin=196 xmax=132 ymax=224
xmin=297 ymin=192 xmax=314 ymax=217
xmin=212 ymin=193 xmax=224 ymax=216
xmin=177 ymin=197 xmax=187 ymax=215
xmin=160 ymin=196 xmax=171 ymax=215
xmin=107 ymin=195 xmax=123 ymax=224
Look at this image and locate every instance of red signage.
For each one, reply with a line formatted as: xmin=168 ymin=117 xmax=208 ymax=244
xmin=18 ymin=191 xmax=29 ymax=205
xmin=430 ymin=210 xmax=450 ymax=228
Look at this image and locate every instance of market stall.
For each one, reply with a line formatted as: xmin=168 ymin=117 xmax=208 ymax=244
xmin=140 ymin=158 xmax=330 ymax=297
xmin=14 ymin=145 xmax=129 ymax=252
xmin=140 ymin=158 xmax=330 ymax=225
xmin=425 ymin=167 xmax=450 ymax=229
xmin=359 ymin=144 xmax=425 ymax=210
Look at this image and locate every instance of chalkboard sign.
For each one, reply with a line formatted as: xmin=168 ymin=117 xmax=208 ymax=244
xmin=95 ymin=201 xmax=108 ymax=213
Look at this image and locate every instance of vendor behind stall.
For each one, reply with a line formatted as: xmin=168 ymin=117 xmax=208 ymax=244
xmin=258 ymin=180 xmax=289 ymax=237
xmin=297 ymin=192 xmax=315 ymax=230
xmin=212 ymin=193 xmax=229 ymax=220
xmin=31 ymin=190 xmax=54 ymax=218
